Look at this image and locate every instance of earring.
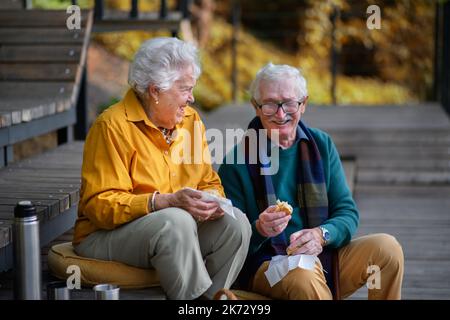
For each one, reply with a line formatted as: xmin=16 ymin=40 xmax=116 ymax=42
xmin=155 ymin=100 xmax=159 ymax=105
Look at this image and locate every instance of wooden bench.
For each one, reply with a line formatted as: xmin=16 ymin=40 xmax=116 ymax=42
xmin=0 ymin=8 xmax=92 ymax=271
xmin=0 ymin=9 xmax=93 ymax=167
xmin=0 ymin=142 xmax=83 ymax=272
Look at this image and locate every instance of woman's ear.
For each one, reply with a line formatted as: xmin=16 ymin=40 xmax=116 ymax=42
xmin=148 ymin=85 xmax=159 ymax=103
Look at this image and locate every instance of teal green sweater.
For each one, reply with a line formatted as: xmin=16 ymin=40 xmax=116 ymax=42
xmin=218 ymin=127 xmax=359 ymax=256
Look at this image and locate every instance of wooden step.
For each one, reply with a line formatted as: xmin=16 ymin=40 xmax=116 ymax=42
xmin=93 ymin=10 xmax=182 ymax=32
xmin=0 ymin=10 xmax=90 ymax=28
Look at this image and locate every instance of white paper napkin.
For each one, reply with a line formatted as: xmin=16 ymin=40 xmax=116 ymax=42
xmin=184 ymin=187 xmax=236 ymax=219
xmin=264 ymin=254 xmax=320 ymax=287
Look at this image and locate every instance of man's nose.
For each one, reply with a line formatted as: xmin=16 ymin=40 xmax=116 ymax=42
xmin=275 ymin=105 xmax=286 ymax=117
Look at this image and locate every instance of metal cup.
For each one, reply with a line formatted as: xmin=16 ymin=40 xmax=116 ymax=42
xmin=47 ymin=281 xmax=70 ymax=300
xmin=93 ymin=284 xmax=120 ymax=300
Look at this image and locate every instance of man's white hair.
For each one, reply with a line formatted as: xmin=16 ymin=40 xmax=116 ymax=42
xmin=128 ymin=37 xmax=201 ymax=98
xmin=249 ymin=63 xmax=308 ymax=102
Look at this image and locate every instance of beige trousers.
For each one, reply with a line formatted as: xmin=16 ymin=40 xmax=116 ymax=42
xmin=251 ymin=233 xmax=404 ymax=300
xmin=75 ymin=207 xmax=251 ymax=300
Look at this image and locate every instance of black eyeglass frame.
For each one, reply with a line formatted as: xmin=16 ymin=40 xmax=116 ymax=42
xmin=251 ymin=98 xmax=307 ymax=116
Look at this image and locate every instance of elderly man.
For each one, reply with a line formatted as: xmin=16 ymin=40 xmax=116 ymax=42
xmin=218 ymin=63 xmax=404 ymax=300
xmin=73 ymin=37 xmax=251 ymax=300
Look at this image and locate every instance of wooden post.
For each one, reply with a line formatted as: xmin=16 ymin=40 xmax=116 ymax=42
xmin=442 ymin=1 xmax=450 ymax=114
xmin=160 ymin=0 xmax=168 ymax=19
xmin=433 ymin=2 xmax=441 ymax=102
xmin=130 ymin=0 xmax=138 ymax=18
xmin=231 ymin=0 xmax=240 ymax=103
xmin=94 ymin=0 xmax=104 ymax=20
xmin=330 ymin=5 xmax=339 ymax=106
xmin=74 ymin=65 xmax=88 ymax=140
xmin=180 ymin=0 xmax=191 ymax=19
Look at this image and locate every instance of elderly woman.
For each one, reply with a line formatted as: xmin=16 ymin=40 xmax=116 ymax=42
xmin=73 ymin=37 xmax=251 ymax=300
xmin=219 ymin=63 xmax=404 ymax=300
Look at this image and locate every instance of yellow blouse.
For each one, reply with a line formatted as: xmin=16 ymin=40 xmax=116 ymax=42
xmin=73 ymin=89 xmax=224 ymax=244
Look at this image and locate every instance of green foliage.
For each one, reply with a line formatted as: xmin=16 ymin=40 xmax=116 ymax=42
xmin=33 ymin=0 xmax=92 ymax=9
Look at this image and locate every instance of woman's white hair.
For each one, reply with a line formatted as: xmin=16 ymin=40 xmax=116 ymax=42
xmin=128 ymin=37 xmax=201 ymax=98
xmin=249 ymin=63 xmax=308 ymax=102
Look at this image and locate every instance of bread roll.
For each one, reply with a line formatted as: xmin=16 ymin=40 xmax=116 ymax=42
xmin=275 ymin=199 xmax=293 ymax=216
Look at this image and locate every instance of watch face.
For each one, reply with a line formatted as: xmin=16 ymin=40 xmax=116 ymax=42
xmin=322 ymin=227 xmax=330 ymax=241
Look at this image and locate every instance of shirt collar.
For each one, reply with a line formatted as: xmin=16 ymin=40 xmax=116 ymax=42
xmin=268 ymin=123 xmax=309 ymax=152
xmin=124 ymin=88 xmax=195 ymax=129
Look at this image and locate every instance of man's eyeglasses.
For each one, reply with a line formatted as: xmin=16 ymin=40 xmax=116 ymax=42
xmin=252 ymin=98 xmax=306 ymax=116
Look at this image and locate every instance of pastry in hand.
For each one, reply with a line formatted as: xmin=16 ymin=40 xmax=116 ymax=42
xmin=275 ymin=199 xmax=293 ymax=216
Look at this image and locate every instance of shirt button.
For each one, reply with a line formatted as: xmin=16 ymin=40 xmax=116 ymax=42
xmin=164 ymin=150 xmax=169 ymax=155
xmin=172 ymin=173 xmax=176 ymax=177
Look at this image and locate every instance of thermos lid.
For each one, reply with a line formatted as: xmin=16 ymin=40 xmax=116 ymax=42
xmin=14 ymin=200 xmax=37 ymax=218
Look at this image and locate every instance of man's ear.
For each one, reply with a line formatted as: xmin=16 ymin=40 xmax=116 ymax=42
xmin=300 ymin=96 xmax=309 ymax=114
xmin=148 ymin=85 xmax=159 ymax=102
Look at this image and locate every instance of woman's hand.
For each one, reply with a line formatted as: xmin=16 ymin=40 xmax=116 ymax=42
xmin=256 ymin=205 xmax=292 ymax=237
xmin=155 ymin=188 xmax=220 ymax=221
xmin=286 ymin=228 xmax=323 ymax=256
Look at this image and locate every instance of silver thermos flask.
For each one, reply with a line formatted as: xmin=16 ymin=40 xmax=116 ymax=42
xmin=13 ymin=200 xmax=42 ymax=300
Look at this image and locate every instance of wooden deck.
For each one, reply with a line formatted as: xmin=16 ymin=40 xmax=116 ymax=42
xmin=1 ymin=103 xmax=449 ymax=299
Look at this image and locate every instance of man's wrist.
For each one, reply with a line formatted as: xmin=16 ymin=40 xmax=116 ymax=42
xmin=255 ymin=219 xmax=269 ymax=237
xmin=154 ymin=193 xmax=172 ymax=211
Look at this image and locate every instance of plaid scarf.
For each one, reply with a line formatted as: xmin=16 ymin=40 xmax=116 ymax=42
xmin=240 ymin=116 xmax=337 ymax=297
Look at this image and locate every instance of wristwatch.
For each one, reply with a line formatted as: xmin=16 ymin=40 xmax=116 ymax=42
xmin=319 ymin=226 xmax=331 ymax=246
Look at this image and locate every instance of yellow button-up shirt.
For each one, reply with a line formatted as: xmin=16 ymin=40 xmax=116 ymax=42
xmin=73 ymin=89 xmax=224 ymax=244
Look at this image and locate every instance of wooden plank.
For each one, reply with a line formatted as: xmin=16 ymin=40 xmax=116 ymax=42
xmin=0 ymin=0 xmax=22 ymax=9
xmin=0 ymin=45 xmax=81 ymax=63
xmin=342 ymin=160 xmax=355 ymax=193
xmin=0 ymin=82 xmax=74 ymax=99
xmin=356 ymin=184 xmax=450 ymax=197
xmin=0 ymin=112 xmax=13 ymax=128
xmin=0 ymin=204 xmax=48 ymax=221
xmin=0 ymin=168 xmax=82 ymax=179
xmin=0 ymin=97 xmax=69 ymax=125
xmin=355 ymin=196 xmax=450 ymax=221
xmin=0 ymin=197 xmax=59 ymax=219
xmin=0 ymin=186 xmax=79 ymax=207
xmin=0 ymin=63 xmax=78 ymax=81
xmin=356 ymin=158 xmax=450 ymax=171
xmin=0 ymin=220 xmax=12 ymax=249
xmin=357 ymin=170 xmax=450 ymax=185
xmin=338 ymin=145 xmax=450 ymax=158
xmin=0 ymin=10 xmax=90 ymax=28
xmin=0 ymin=191 xmax=70 ymax=213
xmin=93 ymin=10 xmax=181 ymax=32
xmin=0 ymin=28 xmax=85 ymax=45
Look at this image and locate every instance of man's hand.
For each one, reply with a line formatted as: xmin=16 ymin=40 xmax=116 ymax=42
xmin=286 ymin=228 xmax=324 ymax=256
xmin=155 ymin=188 xmax=219 ymax=222
xmin=256 ymin=205 xmax=292 ymax=237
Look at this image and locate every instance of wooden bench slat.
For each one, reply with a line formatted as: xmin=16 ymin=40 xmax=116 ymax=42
xmin=0 ymin=197 xmax=60 ymax=219
xmin=0 ymin=45 xmax=81 ymax=63
xmin=0 ymin=10 xmax=90 ymax=27
xmin=0 ymin=82 xmax=74 ymax=98
xmin=0 ymin=191 xmax=70 ymax=214
xmin=0 ymin=204 xmax=49 ymax=221
xmin=0 ymin=0 xmax=22 ymax=9
xmin=0 ymin=63 xmax=78 ymax=81
xmin=0 ymin=28 xmax=85 ymax=44
xmin=0 ymin=186 xmax=79 ymax=208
